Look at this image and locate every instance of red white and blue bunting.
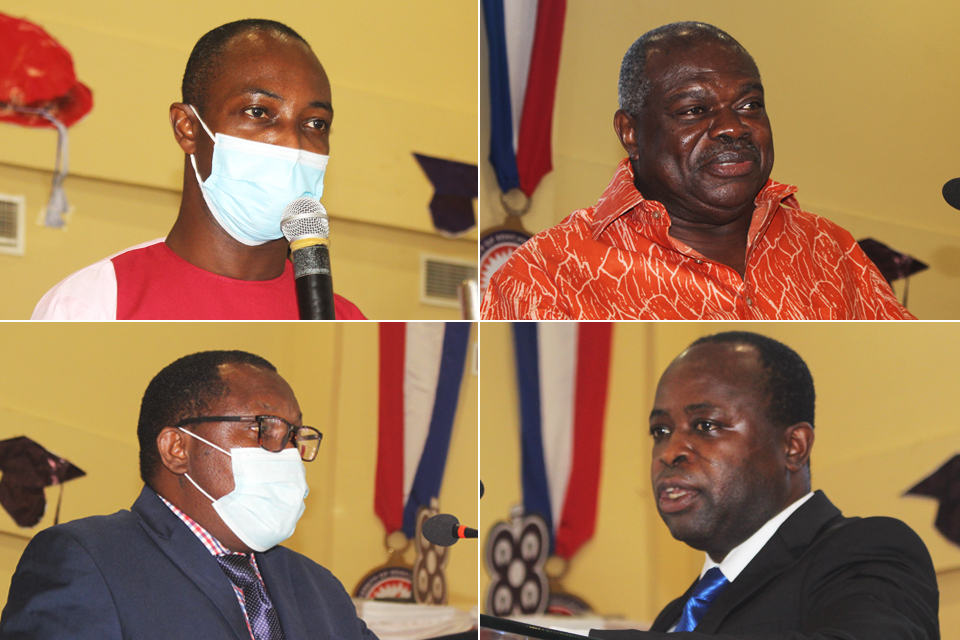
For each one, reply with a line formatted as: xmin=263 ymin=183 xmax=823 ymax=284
xmin=483 ymin=0 xmax=567 ymax=197
xmin=512 ymin=322 xmax=613 ymax=559
xmin=376 ymin=323 xmax=471 ymax=539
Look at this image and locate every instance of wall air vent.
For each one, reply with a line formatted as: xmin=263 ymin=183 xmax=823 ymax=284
xmin=420 ymin=254 xmax=478 ymax=309
xmin=0 ymin=194 xmax=25 ymax=256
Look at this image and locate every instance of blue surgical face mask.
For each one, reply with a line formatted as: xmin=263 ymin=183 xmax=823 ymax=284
xmin=179 ymin=427 xmax=309 ymax=552
xmin=188 ymin=105 xmax=328 ymax=246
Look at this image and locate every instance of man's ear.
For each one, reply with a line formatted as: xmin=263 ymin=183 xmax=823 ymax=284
xmin=783 ymin=422 xmax=814 ymax=473
xmin=157 ymin=427 xmax=190 ymax=476
xmin=170 ymin=103 xmax=198 ymax=155
xmin=614 ymin=109 xmax=640 ymax=159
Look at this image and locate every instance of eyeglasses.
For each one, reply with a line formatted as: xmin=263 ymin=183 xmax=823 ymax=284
xmin=175 ymin=415 xmax=323 ymax=462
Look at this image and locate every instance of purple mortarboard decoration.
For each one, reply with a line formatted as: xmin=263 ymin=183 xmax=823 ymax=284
xmin=857 ymin=238 xmax=928 ymax=306
xmin=0 ymin=436 xmax=85 ymax=527
xmin=414 ymin=153 xmax=479 ymax=237
xmin=858 ymin=238 xmax=928 ymax=285
xmin=905 ymin=454 xmax=960 ymax=547
xmin=943 ymin=178 xmax=960 ymax=211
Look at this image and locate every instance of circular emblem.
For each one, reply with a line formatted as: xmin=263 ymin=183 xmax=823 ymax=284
xmin=480 ymin=229 xmax=532 ymax=297
xmin=354 ymin=566 xmax=414 ymax=602
xmin=353 ymin=531 xmax=414 ymax=602
xmin=484 ymin=511 xmax=549 ymax=616
xmin=413 ymin=504 xmax=449 ymax=605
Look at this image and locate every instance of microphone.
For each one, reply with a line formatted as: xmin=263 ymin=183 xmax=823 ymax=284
xmin=281 ymin=198 xmax=335 ymax=320
xmin=422 ymin=513 xmax=478 ymax=547
xmin=944 ymin=178 xmax=960 ymax=211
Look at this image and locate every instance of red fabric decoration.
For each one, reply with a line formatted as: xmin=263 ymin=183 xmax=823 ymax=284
xmin=0 ymin=13 xmax=93 ymax=128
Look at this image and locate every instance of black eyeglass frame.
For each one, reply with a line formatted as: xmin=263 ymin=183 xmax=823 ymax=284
xmin=175 ymin=415 xmax=322 ymax=461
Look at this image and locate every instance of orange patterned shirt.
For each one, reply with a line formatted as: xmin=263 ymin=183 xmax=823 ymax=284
xmin=481 ymin=159 xmax=913 ymax=320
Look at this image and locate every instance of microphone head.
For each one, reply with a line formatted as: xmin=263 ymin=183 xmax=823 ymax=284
xmin=281 ymin=197 xmax=329 ymax=242
xmin=943 ymin=178 xmax=960 ymax=211
xmin=422 ymin=513 xmax=460 ymax=547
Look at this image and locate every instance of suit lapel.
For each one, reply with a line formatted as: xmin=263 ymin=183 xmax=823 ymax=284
xmin=694 ymin=491 xmax=843 ymax=633
xmin=131 ymin=486 xmax=252 ymax=640
xmin=650 ymin=582 xmax=695 ymax=631
xmin=258 ymin=550 xmax=310 ymax=640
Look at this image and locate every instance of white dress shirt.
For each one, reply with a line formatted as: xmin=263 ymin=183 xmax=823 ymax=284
xmin=703 ymin=492 xmax=815 ymax=582
xmin=667 ymin=492 xmax=815 ymax=632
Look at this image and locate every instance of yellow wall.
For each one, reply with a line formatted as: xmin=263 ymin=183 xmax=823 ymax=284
xmin=0 ymin=322 xmax=479 ymax=611
xmin=480 ymin=322 xmax=960 ymax=635
xmin=0 ymin=0 xmax=478 ymax=319
xmin=479 ymin=0 xmax=960 ymax=319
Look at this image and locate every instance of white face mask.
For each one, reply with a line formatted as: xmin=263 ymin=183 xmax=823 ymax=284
xmin=179 ymin=428 xmax=309 ymax=552
xmin=187 ymin=105 xmax=329 ymax=246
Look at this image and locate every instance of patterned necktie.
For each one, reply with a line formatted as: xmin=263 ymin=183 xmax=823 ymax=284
xmin=217 ymin=554 xmax=285 ymax=640
xmin=674 ymin=567 xmax=730 ymax=632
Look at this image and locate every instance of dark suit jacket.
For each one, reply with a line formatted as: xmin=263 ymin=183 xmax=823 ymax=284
xmin=591 ymin=491 xmax=939 ymax=638
xmin=0 ymin=485 xmax=377 ymax=640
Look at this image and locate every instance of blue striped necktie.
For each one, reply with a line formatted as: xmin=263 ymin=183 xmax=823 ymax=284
xmin=674 ymin=567 xmax=729 ymax=632
xmin=217 ymin=554 xmax=285 ymax=640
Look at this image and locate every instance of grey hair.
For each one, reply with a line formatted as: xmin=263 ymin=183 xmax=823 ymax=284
xmin=618 ymin=22 xmax=756 ymax=116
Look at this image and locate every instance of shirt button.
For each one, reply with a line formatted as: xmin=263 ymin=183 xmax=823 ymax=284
xmin=695 ymin=259 xmax=702 ymax=264
xmin=653 ymin=212 xmax=660 ymax=219
xmin=746 ymin=297 xmax=753 ymax=306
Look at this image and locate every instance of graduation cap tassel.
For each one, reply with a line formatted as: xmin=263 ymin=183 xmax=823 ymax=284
xmin=54 ymin=484 xmax=63 ymax=526
xmin=44 ymin=111 xmax=71 ymax=228
xmin=7 ymin=105 xmax=71 ymax=227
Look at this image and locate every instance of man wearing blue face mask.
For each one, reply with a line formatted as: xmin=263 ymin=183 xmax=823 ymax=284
xmin=31 ymin=20 xmax=366 ymax=320
xmin=0 ymin=350 xmax=377 ymax=640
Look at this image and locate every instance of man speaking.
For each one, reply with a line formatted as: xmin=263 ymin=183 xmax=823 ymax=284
xmin=0 ymin=350 xmax=375 ymax=639
xmin=591 ymin=332 xmax=938 ymax=636
xmin=32 ymin=20 xmax=365 ymax=320
xmin=482 ymin=22 xmax=911 ymax=320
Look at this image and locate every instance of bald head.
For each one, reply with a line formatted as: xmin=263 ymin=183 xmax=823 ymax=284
xmin=618 ymin=21 xmax=758 ymax=116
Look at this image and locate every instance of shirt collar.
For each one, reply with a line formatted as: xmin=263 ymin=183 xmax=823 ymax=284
xmin=589 ymin=158 xmax=800 ymax=248
xmin=158 ymin=493 xmax=233 ymax=556
xmin=702 ymin=492 xmax=815 ymax=582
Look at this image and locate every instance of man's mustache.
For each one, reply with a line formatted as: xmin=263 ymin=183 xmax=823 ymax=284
xmin=699 ymin=141 xmax=761 ymax=166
